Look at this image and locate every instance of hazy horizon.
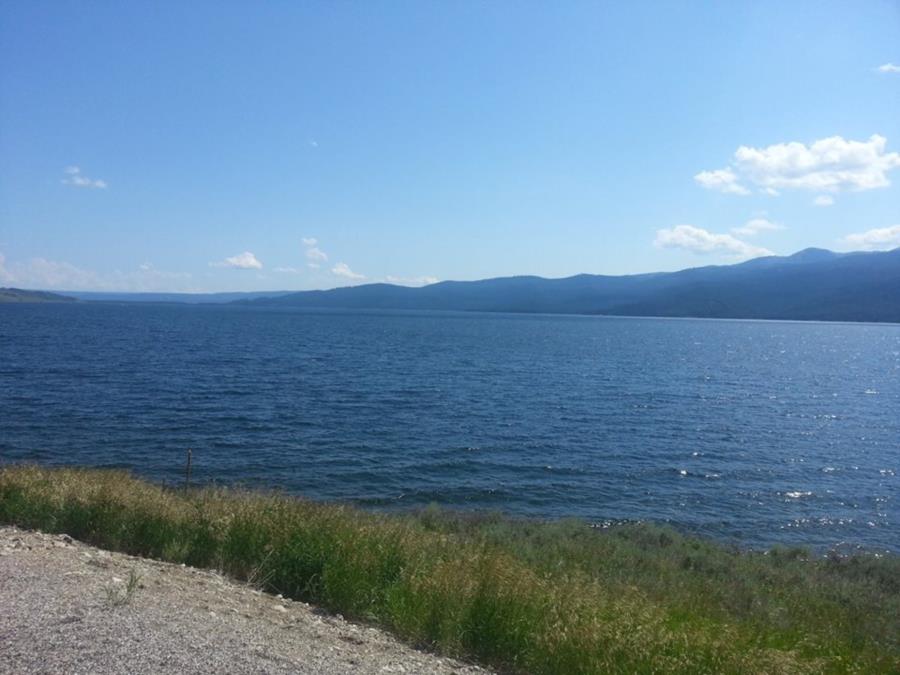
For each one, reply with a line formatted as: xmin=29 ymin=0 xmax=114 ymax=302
xmin=3 ymin=244 xmax=895 ymax=298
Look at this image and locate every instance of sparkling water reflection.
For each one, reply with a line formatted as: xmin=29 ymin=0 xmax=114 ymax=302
xmin=1 ymin=303 xmax=897 ymax=551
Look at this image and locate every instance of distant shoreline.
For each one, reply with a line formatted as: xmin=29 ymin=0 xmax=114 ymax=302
xmin=5 ymin=295 xmax=900 ymax=326
xmin=0 ymin=287 xmax=76 ymax=304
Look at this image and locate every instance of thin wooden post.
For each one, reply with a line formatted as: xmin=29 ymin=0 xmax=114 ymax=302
xmin=185 ymin=448 xmax=193 ymax=489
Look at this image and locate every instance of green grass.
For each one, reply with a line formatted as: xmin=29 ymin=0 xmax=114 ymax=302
xmin=1 ymin=465 xmax=897 ymax=673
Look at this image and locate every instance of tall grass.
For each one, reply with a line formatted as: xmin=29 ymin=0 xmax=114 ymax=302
xmin=1 ymin=465 xmax=897 ymax=673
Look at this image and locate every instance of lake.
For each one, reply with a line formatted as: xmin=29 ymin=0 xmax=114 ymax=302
xmin=1 ymin=302 xmax=897 ymax=552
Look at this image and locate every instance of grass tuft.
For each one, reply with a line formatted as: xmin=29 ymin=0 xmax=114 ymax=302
xmin=1 ymin=465 xmax=897 ymax=673
xmin=104 ymin=568 xmax=142 ymax=608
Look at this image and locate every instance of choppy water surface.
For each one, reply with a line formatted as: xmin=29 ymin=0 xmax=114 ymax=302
xmin=1 ymin=303 xmax=897 ymax=551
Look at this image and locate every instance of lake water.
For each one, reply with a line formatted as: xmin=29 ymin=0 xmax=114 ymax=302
xmin=1 ymin=303 xmax=897 ymax=552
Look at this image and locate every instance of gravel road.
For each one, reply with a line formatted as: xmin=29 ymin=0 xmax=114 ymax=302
xmin=0 ymin=527 xmax=490 ymax=674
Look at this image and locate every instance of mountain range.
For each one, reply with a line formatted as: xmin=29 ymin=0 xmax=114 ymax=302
xmin=242 ymin=247 xmax=900 ymax=323
xmin=8 ymin=247 xmax=898 ymax=322
xmin=61 ymin=291 xmax=291 ymax=304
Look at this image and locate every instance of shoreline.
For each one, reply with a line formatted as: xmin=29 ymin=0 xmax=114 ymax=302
xmin=2 ymin=465 xmax=898 ymax=673
xmin=3 ymin=459 xmax=892 ymax=557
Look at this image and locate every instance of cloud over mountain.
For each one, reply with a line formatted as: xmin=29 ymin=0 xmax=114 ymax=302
xmin=654 ymin=225 xmax=772 ymax=258
xmin=841 ymin=225 xmax=900 ymax=251
xmin=696 ymin=135 xmax=900 ymax=202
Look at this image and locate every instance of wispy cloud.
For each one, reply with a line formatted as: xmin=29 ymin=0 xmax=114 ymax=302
xmin=305 ymin=247 xmax=327 ymax=263
xmin=0 ymin=251 xmax=191 ymax=291
xmin=385 ymin=275 xmax=439 ymax=287
xmin=128 ymin=262 xmax=193 ymax=289
xmin=813 ymin=195 xmax=834 ymax=207
xmin=654 ymin=225 xmax=772 ymax=258
xmin=302 ymin=237 xmax=328 ymax=268
xmin=211 ymin=251 xmax=263 ymax=269
xmin=841 ymin=224 xmax=900 ymax=251
xmin=274 ymin=266 xmax=303 ymax=274
xmin=695 ymin=135 xmax=900 ymax=201
xmin=331 ymin=262 xmax=365 ymax=280
xmin=62 ymin=166 xmax=107 ymax=189
xmin=731 ymin=217 xmax=783 ymax=237
xmin=693 ymin=168 xmax=749 ymax=195
xmin=876 ymin=63 xmax=900 ymax=73
xmin=4 ymin=255 xmax=99 ymax=287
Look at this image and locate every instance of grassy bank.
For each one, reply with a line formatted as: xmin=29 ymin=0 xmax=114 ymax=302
xmin=1 ymin=466 xmax=897 ymax=673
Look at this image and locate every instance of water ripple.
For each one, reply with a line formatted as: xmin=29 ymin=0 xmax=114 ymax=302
xmin=1 ymin=303 xmax=898 ymax=552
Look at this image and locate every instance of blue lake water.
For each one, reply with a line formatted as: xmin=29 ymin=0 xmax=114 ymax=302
xmin=1 ymin=303 xmax=898 ymax=552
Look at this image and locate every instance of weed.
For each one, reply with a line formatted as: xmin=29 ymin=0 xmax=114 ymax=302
xmin=2 ymin=465 xmax=897 ymax=673
xmin=104 ymin=568 xmax=141 ymax=607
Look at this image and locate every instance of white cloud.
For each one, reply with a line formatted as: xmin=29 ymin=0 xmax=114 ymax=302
xmin=385 ymin=275 xmax=439 ymax=287
xmin=331 ymin=262 xmax=365 ymax=280
xmin=736 ymin=135 xmax=899 ymax=192
xmin=841 ymin=224 xmax=900 ymax=251
xmin=212 ymin=251 xmax=263 ymax=269
xmin=876 ymin=63 xmax=900 ymax=73
xmin=62 ymin=166 xmax=107 ymax=189
xmin=654 ymin=225 xmax=773 ymax=258
xmin=696 ymin=135 xmax=900 ymax=200
xmin=305 ymin=246 xmax=327 ymax=262
xmin=731 ymin=217 xmax=783 ymax=237
xmin=813 ymin=195 xmax=834 ymax=207
xmin=274 ymin=266 xmax=303 ymax=274
xmin=693 ymin=168 xmax=749 ymax=195
xmin=301 ymin=237 xmax=328 ymax=267
xmin=308 ymin=140 xmax=319 ymax=148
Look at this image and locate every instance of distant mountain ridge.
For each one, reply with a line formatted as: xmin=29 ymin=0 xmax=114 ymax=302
xmin=0 ymin=288 xmax=76 ymax=303
xmin=243 ymin=247 xmax=900 ymax=323
xmin=61 ymin=290 xmax=294 ymax=304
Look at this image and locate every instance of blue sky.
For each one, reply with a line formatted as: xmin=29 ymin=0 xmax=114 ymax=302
xmin=1 ymin=1 xmax=898 ymax=292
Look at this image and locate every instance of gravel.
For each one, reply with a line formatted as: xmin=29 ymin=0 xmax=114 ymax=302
xmin=0 ymin=527 xmax=490 ymax=674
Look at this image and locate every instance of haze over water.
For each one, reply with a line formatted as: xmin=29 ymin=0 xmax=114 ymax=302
xmin=2 ymin=303 xmax=897 ymax=552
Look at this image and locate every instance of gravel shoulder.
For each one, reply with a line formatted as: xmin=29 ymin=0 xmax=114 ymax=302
xmin=0 ymin=527 xmax=490 ymax=675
